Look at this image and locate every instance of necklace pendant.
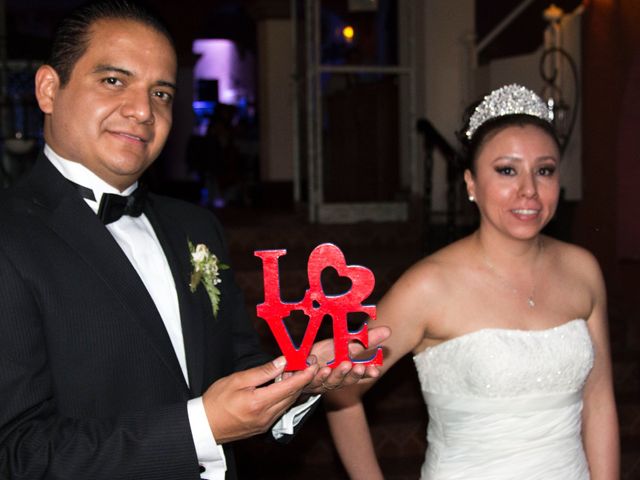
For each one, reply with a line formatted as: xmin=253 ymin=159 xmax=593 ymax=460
xmin=527 ymin=297 xmax=536 ymax=308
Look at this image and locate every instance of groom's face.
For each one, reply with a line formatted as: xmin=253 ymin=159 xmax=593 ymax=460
xmin=36 ymin=18 xmax=177 ymax=191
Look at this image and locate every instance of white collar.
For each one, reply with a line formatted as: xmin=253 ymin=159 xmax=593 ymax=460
xmin=44 ymin=144 xmax=138 ymax=207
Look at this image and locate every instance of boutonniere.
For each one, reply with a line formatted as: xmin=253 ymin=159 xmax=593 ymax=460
xmin=188 ymin=241 xmax=229 ymax=318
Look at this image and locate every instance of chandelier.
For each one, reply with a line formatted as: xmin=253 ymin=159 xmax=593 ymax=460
xmin=539 ymin=4 xmax=580 ymax=153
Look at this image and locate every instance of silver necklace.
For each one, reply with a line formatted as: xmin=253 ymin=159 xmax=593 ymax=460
xmin=482 ymin=239 xmax=543 ymax=308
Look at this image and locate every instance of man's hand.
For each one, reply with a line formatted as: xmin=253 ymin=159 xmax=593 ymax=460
xmin=303 ymin=325 xmax=391 ymax=395
xmin=202 ymin=357 xmax=317 ymax=443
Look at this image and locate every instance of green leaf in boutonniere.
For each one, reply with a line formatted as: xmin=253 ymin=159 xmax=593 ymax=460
xmin=188 ymin=240 xmax=229 ymax=318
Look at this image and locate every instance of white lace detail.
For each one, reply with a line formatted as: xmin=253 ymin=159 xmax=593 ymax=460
xmin=414 ymin=319 xmax=593 ymax=398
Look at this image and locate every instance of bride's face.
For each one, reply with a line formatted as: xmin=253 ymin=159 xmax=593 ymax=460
xmin=464 ymin=124 xmax=561 ymax=240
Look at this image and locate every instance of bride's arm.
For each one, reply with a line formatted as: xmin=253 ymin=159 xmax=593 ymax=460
xmin=581 ymin=252 xmax=619 ymax=479
xmin=325 ymin=385 xmax=384 ymax=480
xmin=324 ymin=260 xmax=435 ymax=479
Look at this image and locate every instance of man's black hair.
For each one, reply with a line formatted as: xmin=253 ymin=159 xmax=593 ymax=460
xmin=48 ymin=0 xmax=175 ymax=86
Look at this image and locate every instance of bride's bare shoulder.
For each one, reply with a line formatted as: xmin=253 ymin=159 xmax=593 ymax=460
xmin=390 ymin=235 xmax=474 ymax=298
xmin=544 ymin=236 xmax=603 ymax=279
xmin=544 ymin=236 xmax=605 ymax=297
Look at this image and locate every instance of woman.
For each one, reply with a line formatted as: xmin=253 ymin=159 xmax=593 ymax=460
xmin=325 ymin=84 xmax=619 ymax=479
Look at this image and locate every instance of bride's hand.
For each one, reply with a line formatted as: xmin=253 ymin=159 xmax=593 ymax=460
xmin=303 ymin=325 xmax=390 ymax=394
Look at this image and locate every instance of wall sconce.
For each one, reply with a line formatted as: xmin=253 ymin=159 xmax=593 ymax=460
xmin=342 ymin=25 xmax=355 ymax=43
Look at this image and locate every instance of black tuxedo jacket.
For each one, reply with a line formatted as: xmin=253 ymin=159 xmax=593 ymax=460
xmin=0 ymin=155 xmax=271 ymax=479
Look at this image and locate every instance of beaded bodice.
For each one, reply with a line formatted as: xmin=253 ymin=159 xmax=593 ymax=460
xmin=412 ymin=319 xmax=594 ymax=480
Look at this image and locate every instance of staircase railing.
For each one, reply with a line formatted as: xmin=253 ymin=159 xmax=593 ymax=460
xmin=416 ymin=118 xmax=464 ymax=253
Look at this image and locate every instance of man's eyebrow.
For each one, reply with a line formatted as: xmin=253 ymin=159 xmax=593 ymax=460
xmin=157 ymin=80 xmax=177 ymax=90
xmin=92 ymin=64 xmax=177 ymax=90
xmin=93 ymin=64 xmax=133 ymax=76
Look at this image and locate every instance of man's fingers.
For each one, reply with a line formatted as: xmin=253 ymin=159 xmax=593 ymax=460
xmin=264 ymin=367 xmax=318 ymax=412
xmin=232 ymin=356 xmax=288 ymax=389
xmin=258 ymin=362 xmax=317 ymax=400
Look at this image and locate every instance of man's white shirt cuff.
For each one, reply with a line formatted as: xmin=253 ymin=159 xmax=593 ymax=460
xmin=271 ymin=394 xmax=321 ymax=439
xmin=187 ymin=397 xmax=226 ymax=479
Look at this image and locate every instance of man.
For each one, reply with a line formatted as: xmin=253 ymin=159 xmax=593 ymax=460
xmin=0 ymin=2 xmax=388 ymax=479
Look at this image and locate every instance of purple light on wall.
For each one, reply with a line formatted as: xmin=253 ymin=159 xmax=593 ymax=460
xmin=193 ymin=39 xmax=255 ymax=106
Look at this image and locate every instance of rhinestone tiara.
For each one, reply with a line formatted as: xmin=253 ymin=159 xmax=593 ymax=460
xmin=465 ymin=84 xmax=552 ymax=140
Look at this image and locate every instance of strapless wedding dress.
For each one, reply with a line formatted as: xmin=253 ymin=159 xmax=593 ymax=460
xmin=413 ymin=318 xmax=594 ymax=479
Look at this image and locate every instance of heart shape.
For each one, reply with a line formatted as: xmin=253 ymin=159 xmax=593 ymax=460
xmin=307 ymin=243 xmax=375 ymax=305
xmin=320 ymin=266 xmax=353 ymax=296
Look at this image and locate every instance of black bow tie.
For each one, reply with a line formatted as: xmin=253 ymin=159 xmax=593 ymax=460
xmin=71 ymin=181 xmax=148 ymax=225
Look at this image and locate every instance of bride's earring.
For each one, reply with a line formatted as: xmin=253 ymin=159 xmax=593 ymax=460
xmin=468 ymin=195 xmax=475 ymax=202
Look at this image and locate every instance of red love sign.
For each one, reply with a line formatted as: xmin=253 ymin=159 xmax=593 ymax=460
xmin=255 ymin=243 xmax=383 ymax=371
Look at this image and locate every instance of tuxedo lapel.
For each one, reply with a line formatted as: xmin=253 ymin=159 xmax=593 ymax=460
xmin=24 ymin=156 xmax=189 ymax=392
xmin=144 ymin=199 xmax=206 ymax=396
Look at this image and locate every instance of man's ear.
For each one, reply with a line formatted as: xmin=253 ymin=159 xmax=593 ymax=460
xmin=35 ymin=65 xmax=61 ymax=114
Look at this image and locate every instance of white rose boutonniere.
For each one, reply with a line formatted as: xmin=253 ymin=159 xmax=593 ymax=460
xmin=188 ymin=241 xmax=229 ymax=318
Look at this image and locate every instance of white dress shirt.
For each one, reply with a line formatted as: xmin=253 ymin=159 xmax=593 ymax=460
xmin=44 ymin=145 xmax=318 ymax=479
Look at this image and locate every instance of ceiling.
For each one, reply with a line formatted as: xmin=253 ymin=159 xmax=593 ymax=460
xmin=3 ymin=0 xmax=266 ymax=61
xmin=4 ymin=0 xmax=585 ymax=63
